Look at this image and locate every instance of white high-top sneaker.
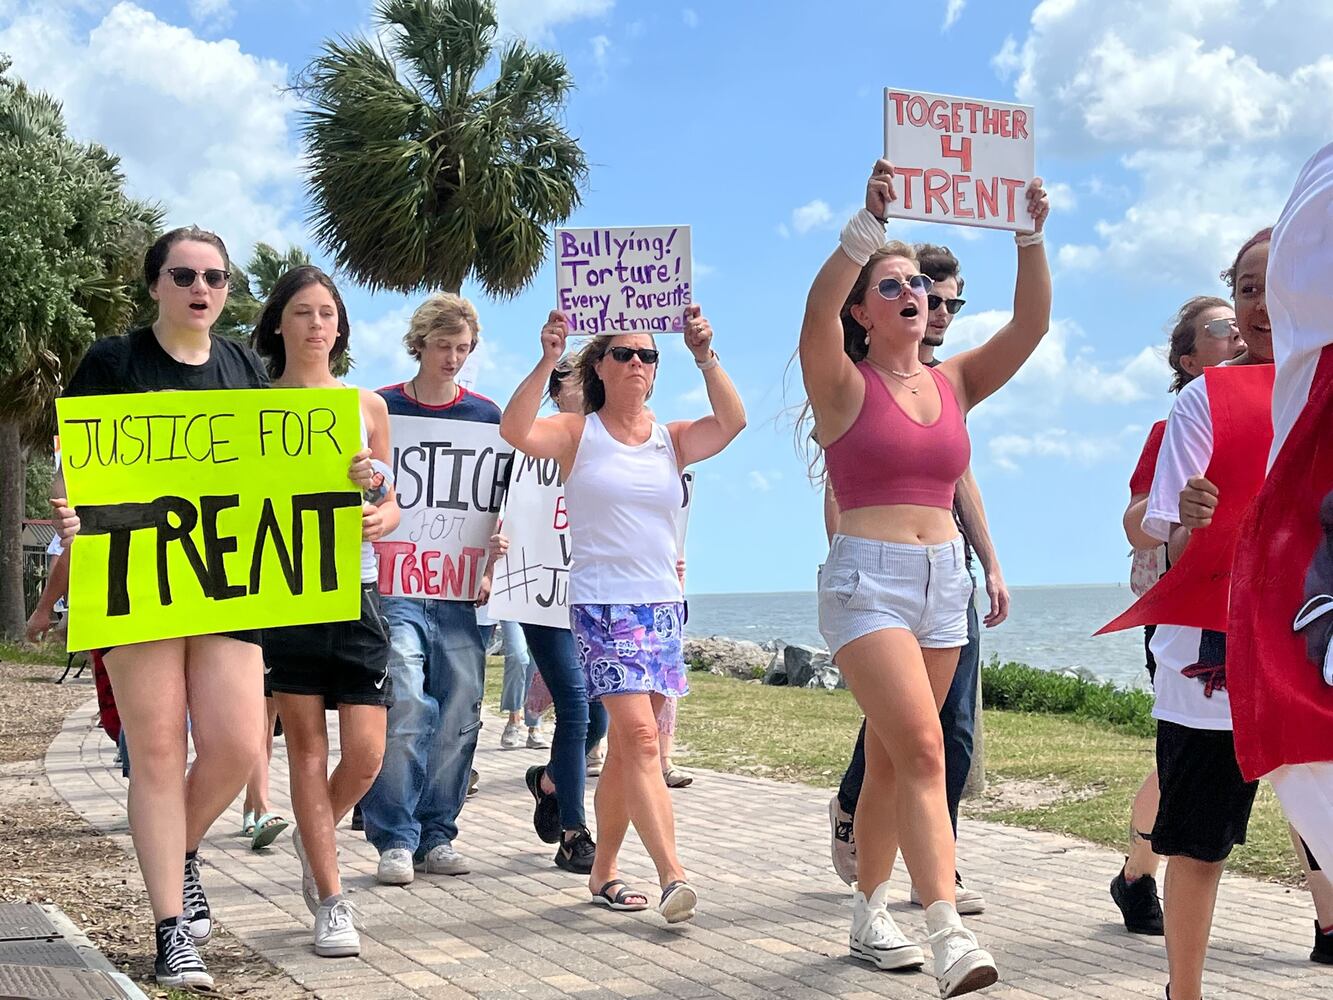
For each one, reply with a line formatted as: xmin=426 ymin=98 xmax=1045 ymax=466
xmin=849 ymin=880 xmax=925 ymax=970
xmin=925 ymin=900 xmax=998 ymax=997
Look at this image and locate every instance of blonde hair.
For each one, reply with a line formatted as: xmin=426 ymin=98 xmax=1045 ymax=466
xmin=403 ymin=293 xmax=481 ymax=359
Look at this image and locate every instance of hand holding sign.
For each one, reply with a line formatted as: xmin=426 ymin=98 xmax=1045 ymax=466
xmin=1180 ymin=474 xmax=1220 ymax=529
xmin=542 ymin=310 xmax=569 ymax=363
xmin=866 ymin=158 xmax=897 ymax=221
xmin=1025 ymin=178 xmax=1050 ymax=234
xmin=50 ymin=497 xmax=79 ymax=544
xmin=683 ymin=305 xmax=714 ymax=362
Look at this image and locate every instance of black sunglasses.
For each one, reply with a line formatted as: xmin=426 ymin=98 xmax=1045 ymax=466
xmin=607 ymin=346 xmax=659 ymax=365
xmin=875 ymin=274 xmax=933 ymax=300
xmin=927 ymin=294 xmax=966 ymax=315
xmin=164 ymin=266 xmax=231 ymax=289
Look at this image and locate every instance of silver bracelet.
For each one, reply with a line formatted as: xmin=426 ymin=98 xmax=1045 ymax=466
xmin=695 ymin=351 xmax=720 ymax=372
xmin=1014 ymin=230 xmax=1045 ymax=248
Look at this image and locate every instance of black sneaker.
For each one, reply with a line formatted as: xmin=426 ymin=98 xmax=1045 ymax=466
xmin=155 ymin=916 xmax=214 ymax=990
xmin=183 ymin=852 xmax=212 ymax=945
xmin=350 ymin=802 xmax=364 ymax=832
xmin=467 ymin=768 xmax=479 ymax=797
xmin=525 ymin=765 xmax=561 ymax=844
xmin=1110 ymin=864 xmax=1163 ymax=935
xmin=1313 ymin=920 xmax=1333 ymax=964
xmin=554 ymin=827 xmax=596 ymax=874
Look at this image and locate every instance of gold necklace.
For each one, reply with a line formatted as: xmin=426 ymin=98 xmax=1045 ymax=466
xmin=867 ymin=359 xmax=924 ymax=395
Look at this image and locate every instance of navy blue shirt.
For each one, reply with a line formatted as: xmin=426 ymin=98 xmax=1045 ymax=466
xmin=377 ymin=383 xmax=501 ymax=424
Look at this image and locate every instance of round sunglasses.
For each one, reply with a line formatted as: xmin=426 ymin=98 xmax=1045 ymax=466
xmin=1202 ymin=317 xmax=1239 ymax=338
xmin=164 ymin=266 xmax=231 ymax=289
xmin=875 ymin=274 xmax=933 ymax=301
xmin=607 ymin=346 xmax=659 ymax=365
xmin=927 ymin=294 xmax=966 ymax=315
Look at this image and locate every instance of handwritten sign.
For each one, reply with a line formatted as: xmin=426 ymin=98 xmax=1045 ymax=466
xmin=373 ymin=416 xmax=511 ymax=602
xmin=556 ymin=225 xmax=692 ymax=335
xmin=883 ymin=88 xmax=1036 ymax=232
xmin=489 ymin=457 xmax=695 ymax=628
xmin=56 ymin=388 xmax=364 ymax=650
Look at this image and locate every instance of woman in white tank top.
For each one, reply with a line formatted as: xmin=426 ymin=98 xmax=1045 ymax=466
xmin=500 ymin=306 xmax=745 ymax=923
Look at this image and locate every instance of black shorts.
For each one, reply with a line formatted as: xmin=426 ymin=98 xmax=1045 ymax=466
xmin=262 ymin=585 xmax=392 ymax=709
xmin=98 ymin=630 xmax=263 ymax=657
xmin=1153 ymin=719 xmax=1258 ymax=863
xmin=1143 ymin=625 xmax=1157 ymax=683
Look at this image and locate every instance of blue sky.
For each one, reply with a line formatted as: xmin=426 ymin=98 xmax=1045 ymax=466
xmin=4 ymin=0 xmax=1327 ymax=594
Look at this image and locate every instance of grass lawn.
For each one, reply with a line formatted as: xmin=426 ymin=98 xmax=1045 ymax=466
xmin=486 ymin=663 xmax=1299 ymax=884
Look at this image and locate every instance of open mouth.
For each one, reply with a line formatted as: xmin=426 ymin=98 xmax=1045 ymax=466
xmin=900 ymin=304 xmax=919 ymax=318
xmin=188 ymin=303 xmax=208 ymax=313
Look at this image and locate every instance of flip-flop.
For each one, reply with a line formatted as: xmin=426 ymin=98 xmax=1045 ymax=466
xmin=658 ymin=880 xmax=697 ymax=924
xmin=240 ymin=809 xmax=256 ymax=837
xmin=662 ymin=767 xmax=694 ymax=789
xmin=250 ymin=812 xmax=290 ymax=850
xmin=590 ymin=879 xmax=649 ymax=912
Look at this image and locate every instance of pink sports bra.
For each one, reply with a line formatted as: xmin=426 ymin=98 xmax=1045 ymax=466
xmin=824 ymin=362 xmax=970 ymax=511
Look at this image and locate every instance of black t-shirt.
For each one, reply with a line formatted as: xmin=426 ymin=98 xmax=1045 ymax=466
xmin=64 ymin=327 xmax=270 ymax=397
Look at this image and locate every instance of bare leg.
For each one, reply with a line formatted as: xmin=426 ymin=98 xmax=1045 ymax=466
xmin=1125 ymin=769 xmax=1162 ymax=879
xmin=329 ymin=704 xmax=386 ymax=826
xmin=275 ymin=694 xmax=339 ymax=898
xmin=1163 ymin=856 xmax=1224 ymax=1000
xmin=244 ymin=699 xmax=281 ymax=817
xmin=1289 ymin=825 xmax=1333 ymax=928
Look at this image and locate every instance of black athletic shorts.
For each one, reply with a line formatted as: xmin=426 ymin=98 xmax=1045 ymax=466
xmin=98 ymin=631 xmax=263 ymax=657
xmin=1153 ymin=719 xmax=1258 ymax=863
xmin=262 ymin=584 xmax=392 ymax=709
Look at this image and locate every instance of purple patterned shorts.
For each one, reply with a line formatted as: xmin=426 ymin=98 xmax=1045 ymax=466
xmin=571 ymin=602 xmax=689 ymax=700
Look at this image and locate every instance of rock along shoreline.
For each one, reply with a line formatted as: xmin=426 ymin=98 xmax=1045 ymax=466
xmin=683 ymin=636 xmax=843 ymax=690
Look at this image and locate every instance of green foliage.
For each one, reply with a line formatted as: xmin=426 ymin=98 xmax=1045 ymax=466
xmin=24 ymin=452 xmax=53 ymax=518
xmin=297 ymin=0 xmax=588 ymax=295
xmin=981 ymin=659 xmax=1157 ymax=738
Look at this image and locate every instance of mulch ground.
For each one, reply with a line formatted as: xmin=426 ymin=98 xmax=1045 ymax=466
xmin=0 ymin=655 xmax=309 ymax=998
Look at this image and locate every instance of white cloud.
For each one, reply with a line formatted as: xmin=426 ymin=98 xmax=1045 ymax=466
xmin=349 ymin=302 xmax=416 ymax=371
xmin=682 ymin=8 xmax=698 ymax=28
xmin=495 ymin=0 xmax=614 ymax=40
xmin=748 ymin=470 xmax=773 ymax=492
xmin=1044 ymin=181 xmax=1076 ymax=211
xmin=590 ymin=33 xmax=611 ymax=69
xmin=791 ymin=199 xmax=835 ymax=235
xmin=1056 ymin=243 xmax=1101 ymax=270
xmin=942 ymin=0 xmax=965 ymax=31
xmin=188 ymin=0 xmax=232 ymax=30
xmin=693 ymin=259 xmax=717 ymax=279
xmin=989 ymin=428 xmax=1124 ymax=473
xmin=679 ymin=383 xmax=708 ymax=405
xmin=993 ymin=0 xmax=1333 ymax=284
xmin=0 ymin=2 xmax=303 ymax=258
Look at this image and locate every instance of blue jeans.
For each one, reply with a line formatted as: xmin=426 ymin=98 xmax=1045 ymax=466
xmin=362 ymin=597 xmax=485 ymax=856
xmin=499 ymin=621 xmax=540 ymax=728
xmin=521 ymin=624 xmax=608 ymax=831
xmin=838 ymin=583 xmax=980 ymax=834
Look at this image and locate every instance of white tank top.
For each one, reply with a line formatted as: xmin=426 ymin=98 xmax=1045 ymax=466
xmin=566 ymin=412 xmax=683 ymax=605
xmin=357 ymin=401 xmax=377 ymax=585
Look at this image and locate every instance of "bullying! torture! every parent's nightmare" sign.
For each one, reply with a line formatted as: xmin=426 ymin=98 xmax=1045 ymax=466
xmin=56 ymin=388 xmax=365 ymax=650
xmin=556 ymin=225 xmax=692 ymax=336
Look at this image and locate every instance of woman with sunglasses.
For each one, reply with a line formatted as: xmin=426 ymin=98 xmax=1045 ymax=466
xmin=800 ymin=160 xmax=1048 ymax=996
xmin=501 ymin=307 xmax=745 ymax=922
xmin=50 ymin=228 xmax=377 ymax=990
xmin=251 ymin=265 xmax=400 ymax=959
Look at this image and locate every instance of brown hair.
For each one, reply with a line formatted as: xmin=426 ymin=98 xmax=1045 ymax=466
xmin=1166 ymin=296 xmax=1230 ymax=393
xmin=839 ymin=242 xmax=918 ymax=363
xmin=143 ymin=226 xmax=230 ymax=287
xmin=915 ymin=243 xmax=964 ymax=294
xmin=251 ymin=266 xmax=351 ymax=379
xmin=403 ymin=293 xmax=480 ymax=359
xmin=1221 ymin=227 xmax=1273 ymax=291
xmin=575 ymin=335 xmax=657 ymax=413
xmin=547 ymin=354 xmax=576 ymax=405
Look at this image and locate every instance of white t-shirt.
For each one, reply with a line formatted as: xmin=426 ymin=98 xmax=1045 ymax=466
xmin=1142 ymin=374 xmax=1233 ymax=730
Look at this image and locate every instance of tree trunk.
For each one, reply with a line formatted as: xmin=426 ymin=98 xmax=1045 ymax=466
xmin=0 ymin=421 xmax=27 ymax=638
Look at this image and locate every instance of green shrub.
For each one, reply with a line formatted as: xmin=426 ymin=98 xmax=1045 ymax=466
xmin=981 ymin=660 xmax=1156 ymax=738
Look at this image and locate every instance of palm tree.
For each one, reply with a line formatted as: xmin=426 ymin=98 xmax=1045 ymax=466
xmin=298 ymin=0 xmax=588 ymax=295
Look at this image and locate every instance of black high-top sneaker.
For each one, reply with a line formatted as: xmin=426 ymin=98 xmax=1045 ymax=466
xmin=1312 ymin=920 xmax=1333 ymax=964
xmin=183 ymin=851 xmax=212 ymax=944
xmin=155 ymin=916 xmax=213 ymax=989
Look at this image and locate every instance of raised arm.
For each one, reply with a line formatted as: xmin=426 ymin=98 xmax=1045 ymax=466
xmin=499 ymin=310 xmax=583 ymax=466
xmin=943 ymin=181 xmax=1052 ymax=411
xmin=799 ymin=161 xmax=897 ymax=420
xmin=954 ymin=466 xmax=1009 ymax=627
xmin=669 ymin=305 xmax=746 ymax=467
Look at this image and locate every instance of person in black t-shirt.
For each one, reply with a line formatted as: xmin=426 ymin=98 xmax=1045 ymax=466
xmin=50 ymin=227 xmax=378 ymax=991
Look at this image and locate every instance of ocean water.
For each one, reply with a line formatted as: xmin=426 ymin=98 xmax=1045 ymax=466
xmin=685 ymin=584 xmax=1148 ymax=688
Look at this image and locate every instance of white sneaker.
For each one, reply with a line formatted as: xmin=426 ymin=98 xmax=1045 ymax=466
xmin=500 ymin=721 xmax=525 ymax=750
xmin=292 ymin=829 xmax=319 ymax=915
xmin=415 ymin=842 xmax=470 ymax=875
xmin=313 ymin=898 xmax=361 ymax=958
xmin=925 ymin=900 xmax=998 ymax=997
xmin=828 ymin=796 xmax=857 ymax=886
xmin=850 ymin=880 xmax=925 ymax=971
xmin=376 ymin=847 xmax=415 ymax=886
xmin=911 ymin=873 xmax=986 ymax=915
xmin=526 ymin=725 xmax=550 ymax=749
xmin=586 ymin=748 xmax=604 ymax=777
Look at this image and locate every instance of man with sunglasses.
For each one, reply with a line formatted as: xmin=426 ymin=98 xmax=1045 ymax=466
xmin=829 ymin=244 xmax=1009 ymax=916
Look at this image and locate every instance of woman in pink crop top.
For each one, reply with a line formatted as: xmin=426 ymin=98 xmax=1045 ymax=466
xmin=799 ymin=159 xmax=1050 ymax=995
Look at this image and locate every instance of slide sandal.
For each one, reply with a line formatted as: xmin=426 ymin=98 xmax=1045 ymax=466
xmin=590 ymin=879 xmax=649 ymax=912
xmin=240 ymin=809 xmax=256 ymax=837
xmin=250 ymin=812 xmax=290 ymax=850
xmin=658 ymin=880 xmax=697 ymax=924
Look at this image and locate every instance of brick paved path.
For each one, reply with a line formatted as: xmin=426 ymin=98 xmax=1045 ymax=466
xmin=47 ymin=698 xmax=1327 ymax=999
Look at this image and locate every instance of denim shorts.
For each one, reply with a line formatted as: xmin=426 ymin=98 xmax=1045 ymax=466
xmin=818 ymin=534 xmax=971 ymax=656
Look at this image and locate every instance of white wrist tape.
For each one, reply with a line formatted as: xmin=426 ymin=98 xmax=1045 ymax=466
xmin=839 ymin=209 xmax=887 ymax=265
xmin=1015 ymin=230 xmax=1045 ymax=248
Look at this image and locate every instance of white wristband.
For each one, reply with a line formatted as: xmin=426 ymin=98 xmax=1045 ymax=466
xmin=695 ymin=351 xmax=720 ymax=372
xmin=1015 ymin=230 xmax=1045 ymax=248
xmin=839 ymin=209 xmax=887 ymax=265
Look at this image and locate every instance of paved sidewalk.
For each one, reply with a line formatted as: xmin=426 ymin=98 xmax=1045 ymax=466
xmin=47 ymin=698 xmax=1327 ymax=999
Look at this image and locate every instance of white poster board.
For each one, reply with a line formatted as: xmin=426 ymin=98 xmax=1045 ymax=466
xmin=372 ymin=416 xmax=511 ymax=601
xmin=882 ymin=88 xmax=1036 ymax=232
xmin=488 ymin=457 xmax=695 ymax=628
xmin=555 ymin=225 xmax=692 ymax=336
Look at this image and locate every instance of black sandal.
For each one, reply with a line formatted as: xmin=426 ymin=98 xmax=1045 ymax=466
xmin=590 ymin=879 xmax=649 ymax=911
xmin=658 ymin=880 xmax=698 ymax=924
